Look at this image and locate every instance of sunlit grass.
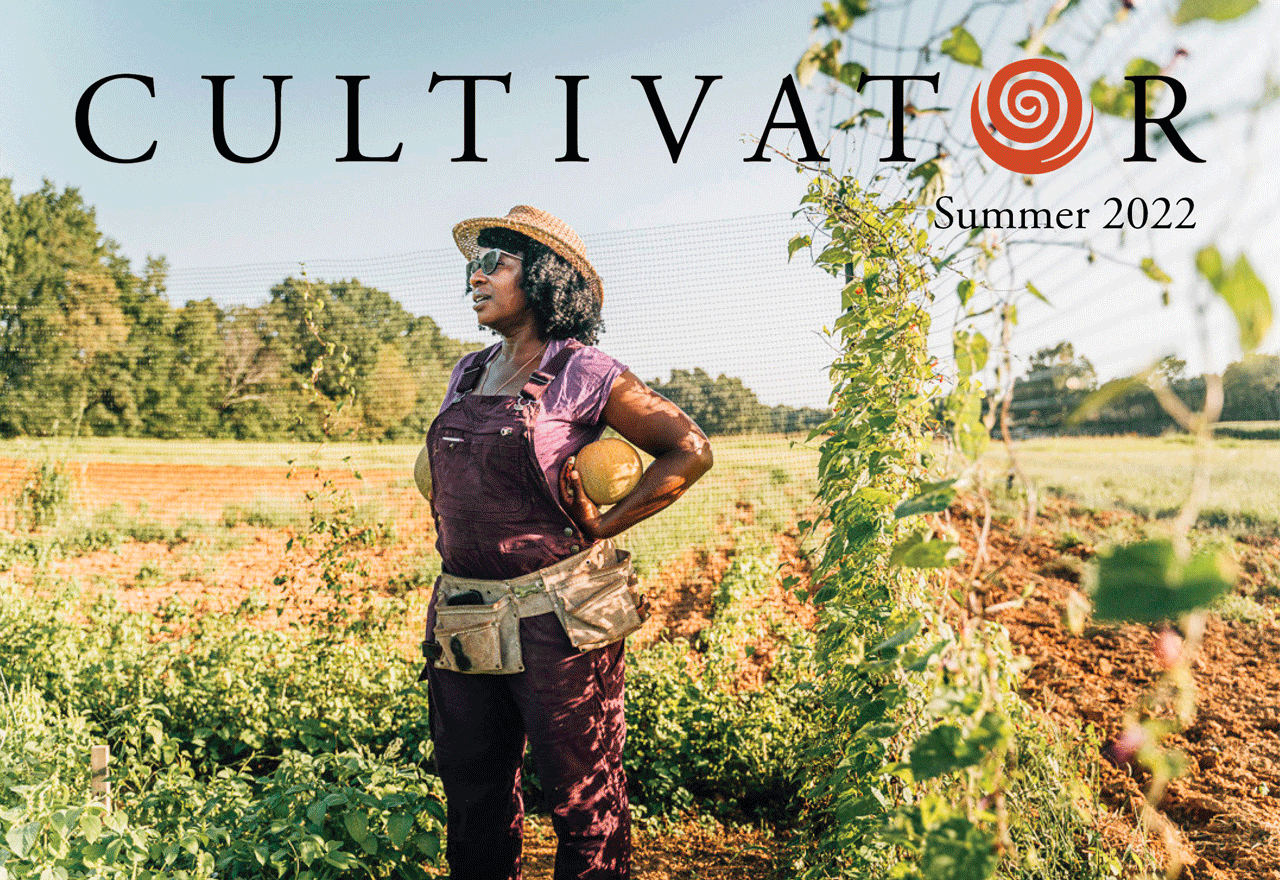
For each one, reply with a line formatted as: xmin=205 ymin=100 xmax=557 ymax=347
xmin=615 ymin=434 xmax=820 ymax=573
xmin=980 ymin=435 xmax=1280 ymax=527
xmin=0 ymin=436 xmax=422 ymax=470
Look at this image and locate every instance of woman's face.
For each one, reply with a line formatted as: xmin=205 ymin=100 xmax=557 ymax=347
xmin=470 ymin=249 xmax=532 ymax=332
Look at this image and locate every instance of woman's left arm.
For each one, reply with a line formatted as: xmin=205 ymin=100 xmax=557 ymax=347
xmin=559 ymin=370 xmax=713 ymax=541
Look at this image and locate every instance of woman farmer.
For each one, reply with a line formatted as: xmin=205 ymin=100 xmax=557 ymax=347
xmin=422 ymin=205 xmax=713 ymax=880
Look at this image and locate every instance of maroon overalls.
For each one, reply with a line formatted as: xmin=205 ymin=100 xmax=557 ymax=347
xmin=424 ymin=343 xmax=630 ymax=880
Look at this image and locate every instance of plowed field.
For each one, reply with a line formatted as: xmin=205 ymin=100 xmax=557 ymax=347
xmin=4 ymin=456 xmax=1278 ymax=878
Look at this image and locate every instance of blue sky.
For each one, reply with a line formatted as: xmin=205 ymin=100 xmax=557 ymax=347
xmin=2 ymin=1 xmax=1278 ymax=408
xmin=0 ymin=1 xmax=819 ymax=265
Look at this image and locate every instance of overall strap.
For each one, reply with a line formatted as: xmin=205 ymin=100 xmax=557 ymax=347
xmin=518 ymin=340 xmax=583 ymax=403
xmin=454 ymin=345 xmax=500 ymax=396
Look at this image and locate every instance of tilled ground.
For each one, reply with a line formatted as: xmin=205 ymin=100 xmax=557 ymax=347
xmin=5 ymin=457 xmax=1279 ymax=877
xmin=952 ymin=497 xmax=1280 ymax=880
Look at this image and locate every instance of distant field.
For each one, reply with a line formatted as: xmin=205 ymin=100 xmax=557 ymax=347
xmin=983 ymin=435 xmax=1280 ymax=526
xmin=0 ymin=436 xmax=423 ymax=470
xmin=0 ymin=434 xmax=821 ymax=572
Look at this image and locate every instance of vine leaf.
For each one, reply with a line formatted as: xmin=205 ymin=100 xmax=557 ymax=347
xmin=954 ymin=329 xmax=989 ymax=378
xmin=1024 ymin=280 xmax=1051 ymax=305
xmin=1174 ymin=0 xmax=1259 ymax=25
xmin=890 ymin=531 xmax=964 ymax=567
xmin=871 ymin=617 xmax=923 ymax=655
xmin=1068 ymin=374 xmax=1146 ymax=425
xmin=941 ymin=25 xmax=983 ymax=67
xmin=894 ymin=479 xmax=958 ymax=518
xmin=5 ymin=822 xmax=40 ymax=859
xmin=796 ymin=40 xmax=838 ymax=87
xmin=1014 ymin=37 xmax=1068 ymax=60
xmin=1091 ymin=539 xmax=1235 ymax=622
xmin=908 ymin=156 xmax=947 ymax=203
xmin=838 ymin=61 xmax=870 ymax=90
xmin=909 ymin=724 xmax=964 ymax=779
xmin=1196 ymin=247 xmax=1272 ymax=353
xmin=387 ymin=813 xmax=415 ymax=848
xmin=1091 ymin=58 xmax=1162 ymax=118
xmin=835 ymin=107 xmax=885 ymax=130
xmin=813 ymin=0 xmax=874 ymax=30
xmin=788 ymin=234 xmax=811 ymax=261
xmin=1195 ymin=243 xmax=1225 ymax=286
xmin=1140 ymin=258 xmax=1173 ymax=284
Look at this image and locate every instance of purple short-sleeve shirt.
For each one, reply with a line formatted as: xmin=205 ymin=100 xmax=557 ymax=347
xmin=439 ymin=339 xmax=629 ymax=504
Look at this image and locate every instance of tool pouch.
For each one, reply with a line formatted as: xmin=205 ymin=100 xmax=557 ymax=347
xmin=431 ymin=594 xmax=524 ymax=674
xmin=550 ymin=549 xmax=644 ymax=652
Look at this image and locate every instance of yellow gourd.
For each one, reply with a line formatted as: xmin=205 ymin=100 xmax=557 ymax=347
xmin=414 ymin=444 xmax=431 ymax=500
xmin=575 ymin=438 xmax=642 ymax=506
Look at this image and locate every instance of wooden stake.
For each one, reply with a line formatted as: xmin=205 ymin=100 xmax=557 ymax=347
xmin=90 ymin=744 xmax=111 ymax=811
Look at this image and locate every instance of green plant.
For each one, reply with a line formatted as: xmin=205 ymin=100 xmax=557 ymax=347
xmin=221 ymin=493 xmax=306 ymax=529
xmin=14 ymin=460 xmax=73 ymax=531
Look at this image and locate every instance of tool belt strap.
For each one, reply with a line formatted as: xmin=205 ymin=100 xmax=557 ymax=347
xmin=436 ymin=539 xmax=620 ymax=619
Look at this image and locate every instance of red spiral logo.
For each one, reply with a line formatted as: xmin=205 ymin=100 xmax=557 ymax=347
xmin=970 ymin=58 xmax=1093 ymax=174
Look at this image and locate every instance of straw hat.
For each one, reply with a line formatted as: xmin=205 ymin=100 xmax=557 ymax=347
xmin=453 ymin=205 xmax=603 ymax=305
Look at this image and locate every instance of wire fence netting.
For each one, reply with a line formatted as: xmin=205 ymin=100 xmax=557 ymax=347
xmin=1 ymin=213 xmax=845 ymax=550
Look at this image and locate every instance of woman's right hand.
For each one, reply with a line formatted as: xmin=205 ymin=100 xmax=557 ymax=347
xmin=574 ymin=371 xmax=713 ymax=541
xmin=559 ymin=455 xmax=606 ymax=541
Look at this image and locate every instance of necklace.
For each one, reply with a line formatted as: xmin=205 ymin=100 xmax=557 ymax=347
xmin=483 ymin=342 xmax=547 ymax=395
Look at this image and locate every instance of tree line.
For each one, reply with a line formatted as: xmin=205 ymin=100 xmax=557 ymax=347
xmin=1005 ymin=341 xmax=1280 ymax=435
xmin=0 ymin=179 xmax=827 ymax=441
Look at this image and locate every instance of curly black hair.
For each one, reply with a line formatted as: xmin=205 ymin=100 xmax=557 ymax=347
xmin=473 ymin=227 xmax=603 ymax=345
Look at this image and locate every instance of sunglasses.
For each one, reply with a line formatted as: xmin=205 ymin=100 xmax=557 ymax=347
xmin=466 ymin=248 xmax=522 ymax=279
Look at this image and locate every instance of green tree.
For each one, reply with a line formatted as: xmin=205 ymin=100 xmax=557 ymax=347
xmin=399 ymin=315 xmax=482 ymax=440
xmin=1009 ymin=341 xmax=1097 ymax=432
xmin=1222 ymin=353 xmax=1280 ymax=421
xmin=0 ymin=179 xmax=138 ymax=436
xmin=363 ymin=343 xmax=418 ymax=436
xmin=269 ymin=277 xmax=454 ymax=438
xmin=649 ymin=368 xmax=770 ymax=435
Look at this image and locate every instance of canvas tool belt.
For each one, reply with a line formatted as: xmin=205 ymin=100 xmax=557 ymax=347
xmin=425 ymin=540 xmax=643 ymax=675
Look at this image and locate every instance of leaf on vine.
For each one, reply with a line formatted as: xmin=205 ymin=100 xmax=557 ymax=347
xmin=870 ymin=617 xmax=922 ymax=654
xmin=1206 ymin=251 xmax=1272 ymax=353
xmin=813 ymin=0 xmax=873 ymax=29
xmin=1014 ymin=37 xmax=1068 ymax=60
xmin=853 ymin=486 xmax=898 ymax=508
xmin=1091 ymin=539 xmax=1235 ymax=622
xmin=387 ymin=813 xmax=415 ymax=848
xmin=5 ymin=822 xmax=40 ymax=859
xmin=894 ymin=479 xmax=958 ymax=518
xmin=796 ymin=42 xmax=835 ymax=88
xmin=1025 ymin=280 xmax=1051 ymax=305
xmin=343 ymin=810 xmax=369 ymax=844
xmin=788 ymin=234 xmax=811 ymax=261
xmin=908 ymin=156 xmax=947 ymax=204
xmin=1195 ymin=244 xmax=1225 ymax=287
xmin=909 ymin=724 xmax=963 ymax=779
xmin=891 ymin=532 xmax=963 ymax=568
xmin=835 ymin=107 xmax=885 ymax=130
xmin=956 ymin=711 xmax=1012 ymax=764
xmin=1090 ymin=59 xmax=1162 ymax=118
xmin=954 ymin=329 xmax=989 ymax=378
xmin=1140 ymin=258 xmax=1173 ymax=284
xmin=957 ymin=279 xmax=975 ymax=306
xmin=940 ymin=25 xmax=983 ymax=67
xmin=838 ymin=61 xmax=869 ymax=89
xmin=1174 ymin=0 xmax=1259 ymax=24
xmin=1068 ymin=375 xmax=1145 ymax=425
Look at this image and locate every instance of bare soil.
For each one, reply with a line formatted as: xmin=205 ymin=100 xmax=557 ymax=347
xmin=5 ymin=457 xmax=1279 ymax=878
xmin=952 ymin=497 xmax=1280 ymax=880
